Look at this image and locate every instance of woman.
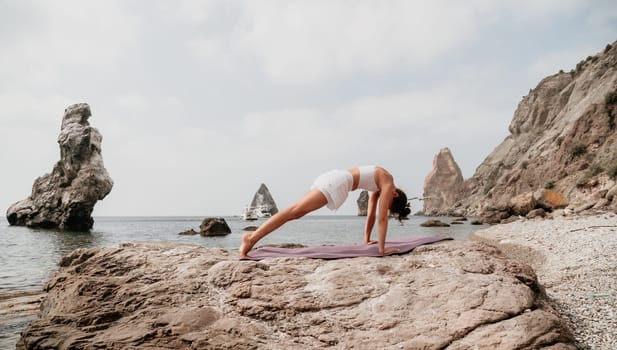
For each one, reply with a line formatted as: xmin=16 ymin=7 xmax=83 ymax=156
xmin=240 ymin=165 xmax=411 ymax=258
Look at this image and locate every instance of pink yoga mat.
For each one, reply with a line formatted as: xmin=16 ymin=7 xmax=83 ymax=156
xmin=242 ymin=236 xmax=452 ymax=260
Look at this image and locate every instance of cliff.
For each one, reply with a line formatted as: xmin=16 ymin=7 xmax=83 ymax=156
xmin=18 ymin=241 xmax=575 ymax=349
xmin=6 ymin=103 xmax=113 ymax=230
xmin=422 ymin=148 xmax=464 ymax=216
xmin=442 ymin=41 xmax=617 ymax=218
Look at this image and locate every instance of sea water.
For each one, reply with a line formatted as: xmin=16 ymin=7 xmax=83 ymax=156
xmin=0 ymin=215 xmax=483 ymax=347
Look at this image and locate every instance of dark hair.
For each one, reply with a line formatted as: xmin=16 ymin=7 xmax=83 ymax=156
xmin=391 ymin=188 xmax=411 ymax=222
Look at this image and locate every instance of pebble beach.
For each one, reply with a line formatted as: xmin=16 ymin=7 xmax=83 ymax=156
xmin=472 ymin=213 xmax=617 ymax=349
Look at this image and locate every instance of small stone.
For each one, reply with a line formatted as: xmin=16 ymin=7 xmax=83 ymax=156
xmin=420 ymin=219 xmax=450 ymax=227
xmin=178 ymin=229 xmax=199 ymax=236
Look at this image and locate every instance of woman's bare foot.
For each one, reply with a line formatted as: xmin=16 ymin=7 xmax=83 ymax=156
xmin=239 ymin=233 xmax=254 ymax=258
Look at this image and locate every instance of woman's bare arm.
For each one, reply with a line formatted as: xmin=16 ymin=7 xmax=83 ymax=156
xmin=376 ymin=184 xmax=394 ymax=254
xmin=364 ymin=191 xmax=379 ymax=243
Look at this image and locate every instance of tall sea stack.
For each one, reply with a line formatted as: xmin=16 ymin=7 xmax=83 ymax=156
xmin=6 ymin=103 xmax=113 ymax=230
xmin=422 ymin=148 xmax=464 ymax=216
xmin=357 ymin=190 xmax=369 ymax=216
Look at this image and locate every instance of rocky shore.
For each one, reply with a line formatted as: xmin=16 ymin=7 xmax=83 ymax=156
xmin=472 ymin=213 xmax=617 ymax=349
xmin=18 ymin=239 xmax=575 ymax=349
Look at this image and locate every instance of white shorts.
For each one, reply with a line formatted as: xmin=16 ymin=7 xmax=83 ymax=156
xmin=310 ymin=170 xmax=353 ymax=210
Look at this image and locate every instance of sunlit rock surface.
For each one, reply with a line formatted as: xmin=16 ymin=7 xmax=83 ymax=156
xmin=18 ymin=241 xmax=575 ymax=349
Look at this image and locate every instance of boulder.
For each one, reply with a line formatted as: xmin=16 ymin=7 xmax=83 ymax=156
xmin=17 ymin=241 xmax=576 ymax=349
xmin=534 ymin=189 xmax=569 ymax=210
xmin=606 ymin=184 xmax=617 ymax=201
xmin=243 ymin=226 xmax=259 ymax=231
xmin=526 ymin=208 xmax=547 ymax=219
xmin=178 ymin=229 xmax=199 ymax=236
xmin=510 ymin=192 xmax=536 ymax=216
xmin=574 ymin=201 xmax=596 ymax=213
xmin=420 ymin=219 xmax=450 ymax=227
xmin=481 ymin=210 xmax=511 ymax=225
xmin=593 ymin=198 xmax=610 ymax=209
xmin=451 ymin=209 xmax=467 ymax=218
xmin=501 ymin=216 xmax=520 ymax=224
xmin=592 ymin=189 xmax=608 ymax=200
xmin=357 ymin=190 xmax=369 ymax=216
xmin=470 ymin=220 xmax=483 ymax=225
xmin=6 ymin=103 xmax=113 ymax=230
xmin=611 ymin=198 xmax=617 ymax=211
xmin=199 ymin=217 xmax=231 ymax=236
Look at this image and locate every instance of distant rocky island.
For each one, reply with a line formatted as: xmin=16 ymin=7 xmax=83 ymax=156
xmin=249 ymin=183 xmax=278 ymax=215
xmin=424 ymin=41 xmax=617 ymax=222
xmin=356 ymin=190 xmax=369 ymax=216
xmin=6 ymin=103 xmax=113 ymax=230
xmin=242 ymin=183 xmax=278 ymax=220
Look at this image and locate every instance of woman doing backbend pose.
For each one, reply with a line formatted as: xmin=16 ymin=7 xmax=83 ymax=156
xmin=239 ymin=165 xmax=410 ymax=258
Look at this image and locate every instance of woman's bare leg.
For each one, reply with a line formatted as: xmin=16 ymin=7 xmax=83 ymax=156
xmin=240 ymin=189 xmax=328 ymax=258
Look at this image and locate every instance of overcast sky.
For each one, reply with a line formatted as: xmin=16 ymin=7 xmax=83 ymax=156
xmin=1 ymin=1 xmax=616 ymax=217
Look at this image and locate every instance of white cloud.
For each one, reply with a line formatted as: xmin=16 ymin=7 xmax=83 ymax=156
xmin=1 ymin=0 xmax=612 ymax=217
xmin=0 ymin=92 xmax=72 ymax=129
xmin=234 ymin=0 xmax=478 ymax=83
xmin=0 ymin=1 xmax=139 ymax=88
xmin=468 ymin=0 xmax=583 ymax=20
xmin=183 ymin=0 xmax=591 ymax=84
xmin=240 ymin=109 xmax=345 ymax=163
xmin=158 ymin=0 xmax=215 ymax=24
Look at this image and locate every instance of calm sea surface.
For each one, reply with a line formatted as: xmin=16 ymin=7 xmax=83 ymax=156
xmin=0 ymin=215 xmax=483 ymax=347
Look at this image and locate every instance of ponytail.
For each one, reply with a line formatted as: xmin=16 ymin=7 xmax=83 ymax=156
xmin=391 ymin=188 xmax=411 ymax=222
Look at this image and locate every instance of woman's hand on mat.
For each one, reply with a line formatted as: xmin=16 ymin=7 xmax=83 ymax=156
xmin=365 ymin=240 xmax=378 ymax=245
xmin=380 ymin=247 xmax=400 ymax=255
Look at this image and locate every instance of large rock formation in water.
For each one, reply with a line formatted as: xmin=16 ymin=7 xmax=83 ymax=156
xmin=249 ymin=183 xmax=278 ymax=216
xmin=435 ymin=41 xmax=617 ymax=218
xmin=357 ymin=190 xmax=369 ymax=216
xmin=6 ymin=103 xmax=113 ymax=230
xmin=422 ymin=148 xmax=464 ymax=216
xmin=18 ymin=241 xmax=575 ymax=349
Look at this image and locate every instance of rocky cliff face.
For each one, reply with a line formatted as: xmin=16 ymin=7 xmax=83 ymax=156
xmin=422 ymin=148 xmax=464 ymax=216
xmin=249 ymin=183 xmax=278 ymax=215
xmin=18 ymin=241 xmax=575 ymax=349
xmin=447 ymin=42 xmax=617 ymax=218
xmin=6 ymin=103 xmax=113 ymax=230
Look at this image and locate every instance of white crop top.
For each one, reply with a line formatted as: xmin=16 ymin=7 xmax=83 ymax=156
xmin=357 ymin=165 xmax=379 ymax=192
